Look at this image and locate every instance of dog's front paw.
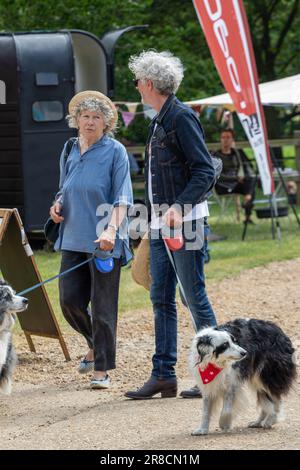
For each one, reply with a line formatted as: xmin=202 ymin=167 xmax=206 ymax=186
xmin=219 ymin=425 xmax=231 ymax=432
xmin=219 ymin=413 xmax=232 ymax=432
xmin=191 ymin=427 xmax=208 ymax=436
xmin=248 ymin=420 xmax=263 ymax=428
xmin=0 ymin=378 xmax=12 ymax=395
xmin=261 ymin=415 xmax=277 ymax=429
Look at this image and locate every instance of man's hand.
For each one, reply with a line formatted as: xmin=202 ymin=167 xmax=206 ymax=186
xmin=94 ymin=227 xmax=116 ymax=251
xmin=163 ymin=206 xmax=183 ymax=228
xmin=49 ymin=202 xmax=64 ymax=223
xmin=237 ymin=176 xmax=245 ymax=183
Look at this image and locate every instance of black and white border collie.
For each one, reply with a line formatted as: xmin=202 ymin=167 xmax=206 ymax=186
xmin=0 ymin=280 xmax=28 ymax=394
xmin=190 ymin=318 xmax=297 ymax=435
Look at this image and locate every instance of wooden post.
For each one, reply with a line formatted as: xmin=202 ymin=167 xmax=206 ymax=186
xmin=24 ymin=331 xmax=36 ymax=353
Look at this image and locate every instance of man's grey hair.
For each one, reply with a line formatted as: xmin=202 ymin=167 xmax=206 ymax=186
xmin=128 ymin=50 xmax=184 ymax=95
xmin=67 ymin=97 xmax=116 ymax=134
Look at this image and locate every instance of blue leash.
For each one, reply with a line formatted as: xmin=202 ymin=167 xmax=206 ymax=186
xmin=17 ymin=255 xmax=95 ymax=296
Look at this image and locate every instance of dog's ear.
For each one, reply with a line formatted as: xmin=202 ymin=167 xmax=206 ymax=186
xmin=196 ymin=335 xmax=212 ymax=363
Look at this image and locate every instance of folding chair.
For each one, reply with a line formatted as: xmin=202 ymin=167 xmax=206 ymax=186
xmin=212 ymin=189 xmax=242 ymax=221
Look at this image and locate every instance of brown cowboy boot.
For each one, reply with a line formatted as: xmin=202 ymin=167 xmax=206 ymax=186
xmin=124 ymin=376 xmax=177 ymax=400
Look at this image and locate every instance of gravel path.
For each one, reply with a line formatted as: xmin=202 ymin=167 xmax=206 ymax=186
xmin=1 ymin=259 xmax=299 ymax=450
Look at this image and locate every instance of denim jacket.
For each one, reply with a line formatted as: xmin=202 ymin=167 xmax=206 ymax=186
xmin=145 ymin=94 xmax=215 ymax=215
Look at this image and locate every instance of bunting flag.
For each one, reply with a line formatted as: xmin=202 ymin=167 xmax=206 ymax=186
xmin=193 ymin=0 xmax=274 ymax=194
xmin=121 ymin=111 xmax=135 ymax=127
xmin=189 ymin=104 xmax=202 ymax=116
xmin=114 ymin=101 xmax=139 ymax=114
xmin=126 ymin=103 xmax=139 ymax=114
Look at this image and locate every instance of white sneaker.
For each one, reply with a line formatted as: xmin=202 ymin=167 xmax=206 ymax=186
xmin=90 ymin=374 xmax=110 ymax=389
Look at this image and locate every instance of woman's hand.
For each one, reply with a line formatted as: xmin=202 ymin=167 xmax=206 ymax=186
xmin=94 ymin=227 xmax=116 ymax=251
xmin=49 ymin=202 xmax=64 ymax=223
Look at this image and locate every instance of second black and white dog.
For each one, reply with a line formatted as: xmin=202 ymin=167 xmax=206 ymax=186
xmin=190 ymin=318 xmax=296 ymax=435
xmin=0 ymin=280 xmax=28 ymax=395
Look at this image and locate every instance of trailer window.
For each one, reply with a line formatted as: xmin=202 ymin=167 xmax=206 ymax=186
xmin=0 ymin=80 xmax=6 ymax=104
xmin=32 ymin=101 xmax=63 ymax=122
xmin=35 ymin=73 xmax=59 ymax=86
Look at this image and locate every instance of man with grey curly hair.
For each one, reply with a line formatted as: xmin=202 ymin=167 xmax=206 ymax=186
xmin=129 ymin=50 xmax=184 ymax=95
xmin=125 ymin=51 xmax=217 ymax=400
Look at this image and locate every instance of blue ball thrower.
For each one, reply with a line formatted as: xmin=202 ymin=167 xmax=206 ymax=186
xmin=94 ymin=247 xmax=115 ymax=273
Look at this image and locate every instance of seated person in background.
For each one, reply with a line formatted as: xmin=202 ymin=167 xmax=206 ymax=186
xmin=286 ymin=181 xmax=298 ymax=205
xmin=214 ymin=128 xmax=256 ymax=223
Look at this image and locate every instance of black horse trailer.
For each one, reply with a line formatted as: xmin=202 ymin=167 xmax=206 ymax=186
xmin=0 ymin=27 xmax=145 ymax=236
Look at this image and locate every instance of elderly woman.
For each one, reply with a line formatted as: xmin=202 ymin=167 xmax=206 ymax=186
xmin=49 ymin=90 xmax=133 ymax=389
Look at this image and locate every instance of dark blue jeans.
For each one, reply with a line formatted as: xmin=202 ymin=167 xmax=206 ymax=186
xmin=150 ymin=230 xmax=216 ymax=379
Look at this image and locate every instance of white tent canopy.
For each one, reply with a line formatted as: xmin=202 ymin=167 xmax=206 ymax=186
xmin=186 ymin=74 xmax=300 ymax=110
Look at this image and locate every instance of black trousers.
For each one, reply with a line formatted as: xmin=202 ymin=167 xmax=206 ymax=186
xmin=59 ymin=250 xmax=121 ymax=371
xmin=215 ymin=177 xmax=256 ymax=196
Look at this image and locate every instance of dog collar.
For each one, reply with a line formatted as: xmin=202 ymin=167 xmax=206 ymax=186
xmin=198 ymin=363 xmax=223 ymax=384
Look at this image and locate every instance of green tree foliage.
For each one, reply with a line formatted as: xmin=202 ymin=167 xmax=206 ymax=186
xmin=245 ymin=0 xmax=300 ymax=81
xmin=1 ymin=0 xmax=299 ymax=140
xmin=1 ymin=0 xmax=299 ymax=100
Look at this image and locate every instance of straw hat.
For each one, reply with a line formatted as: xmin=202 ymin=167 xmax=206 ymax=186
xmin=68 ymin=90 xmax=118 ymax=130
xmin=131 ymin=234 xmax=151 ymax=291
xmin=131 ymin=234 xmax=187 ymax=308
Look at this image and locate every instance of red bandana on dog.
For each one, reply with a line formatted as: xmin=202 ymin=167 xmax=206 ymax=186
xmin=198 ymin=363 xmax=223 ymax=384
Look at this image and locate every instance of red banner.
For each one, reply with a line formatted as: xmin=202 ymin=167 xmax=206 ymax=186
xmin=193 ymin=0 xmax=274 ymax=194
